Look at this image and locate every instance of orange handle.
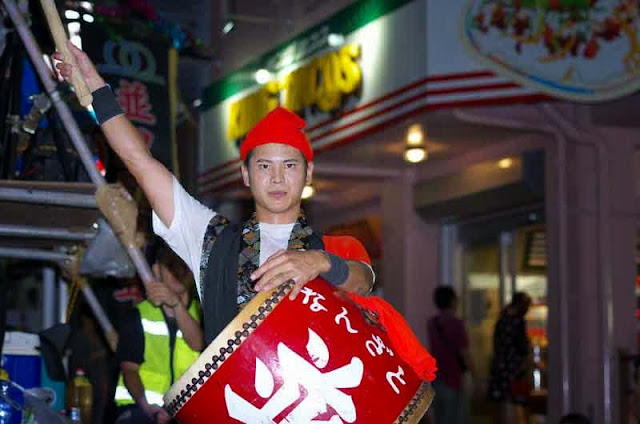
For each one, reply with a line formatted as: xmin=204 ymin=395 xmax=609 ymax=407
xmin=39 ymin=0 xmax=93 ymax=107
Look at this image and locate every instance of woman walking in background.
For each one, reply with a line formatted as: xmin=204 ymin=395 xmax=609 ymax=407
xmin=488 ymin=292 xmax=532 ymax=424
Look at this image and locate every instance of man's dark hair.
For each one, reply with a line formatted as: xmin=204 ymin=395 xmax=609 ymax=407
xmin=559 ymin=413 xmax=591 ymax=424
xmin=433 ymin=286 xmax=457 ymax=310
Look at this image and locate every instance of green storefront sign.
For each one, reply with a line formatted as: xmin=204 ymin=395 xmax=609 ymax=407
xmin=200 ymin=0 xmax=414 ymax=110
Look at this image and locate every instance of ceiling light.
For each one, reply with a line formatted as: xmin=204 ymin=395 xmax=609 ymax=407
xmin=498 ymin=158 xmax=513 ymax=169
xmin=79 ymin=1 xmax=93 ymax=12
xmin=406 ymin=124 xmax=424 ymax=146
xmin=255 ymin=69 xmax=272 ymax=84
xmin=82 ymin=14 xmax=94 ymax=23
xmin=69 ymin=35 xmax=82 ymax=49
xmin=67 ymin=22 xmax=81 ymax=33
xmin=193 ymin=98 xmax=203 ymax=108
xmin=64 ymin=10 xmax=80 ymax=20
xmin=222 ymin=20 xmax=235 ymax=35
xmin=301 ymin=184 xmax=315 ymax=200
xmin=404 ymin=146 xmax=428 ymax=164
xmin=327 ymin=33 xmax=345 ymax=47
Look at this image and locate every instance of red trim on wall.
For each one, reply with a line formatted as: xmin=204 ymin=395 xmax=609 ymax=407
xmin=308 ymin=82 xmax=519 ymax=142
xmin=305 ymin=71 xmax=496 ymax=132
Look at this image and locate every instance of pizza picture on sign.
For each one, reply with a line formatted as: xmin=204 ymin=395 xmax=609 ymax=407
xmin=462 ymin=0 xmax=640 ymax=101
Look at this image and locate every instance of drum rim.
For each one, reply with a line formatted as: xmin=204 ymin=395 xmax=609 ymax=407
xmin=164 ymin=280 xmax=295 ymax=415
xmin=392 ymin=381 xmax=435 ymax=424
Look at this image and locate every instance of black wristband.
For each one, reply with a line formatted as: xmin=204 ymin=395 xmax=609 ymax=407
xmin=320 ymin=251 xmax=349 ymax=286
xmin=92 ymin=85 xmax=124 ymax=125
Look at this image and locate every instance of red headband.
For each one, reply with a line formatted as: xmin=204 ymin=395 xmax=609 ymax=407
xmin=239 ymin=106 xmax=314 ymax=162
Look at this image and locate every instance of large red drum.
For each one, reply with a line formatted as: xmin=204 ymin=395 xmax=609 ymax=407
xmin=165 ymin=279 xmax=434 ymax=423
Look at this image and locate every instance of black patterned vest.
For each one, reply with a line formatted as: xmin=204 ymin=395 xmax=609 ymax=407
xmin=199 ymin=214 xmax=323 ymax=344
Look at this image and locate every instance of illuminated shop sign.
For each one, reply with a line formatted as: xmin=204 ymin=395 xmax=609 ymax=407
xmin=227 ymin=44 xmax=362 ymax=142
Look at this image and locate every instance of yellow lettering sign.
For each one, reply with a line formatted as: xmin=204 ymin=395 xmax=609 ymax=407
xmin=227 ymin=44 xmax=361 ymax=142
xmin=227 ymin=82 xmax=279 ymax=142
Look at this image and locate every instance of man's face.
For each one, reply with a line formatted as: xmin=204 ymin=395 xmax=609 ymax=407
xmin=241 ymin=143 xmax=313 ymax=223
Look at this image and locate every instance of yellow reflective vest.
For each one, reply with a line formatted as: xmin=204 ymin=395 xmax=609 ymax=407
xmin=115 ymin=299 xmax=201 ymax=406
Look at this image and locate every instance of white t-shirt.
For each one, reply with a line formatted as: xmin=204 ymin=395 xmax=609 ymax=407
xmin=152 ymin=177 xmax=294 ymax=300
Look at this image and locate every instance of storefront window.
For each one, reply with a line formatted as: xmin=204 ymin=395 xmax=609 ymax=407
xmin=460 ymin=223 xmax=549 ymax=418
xmin=464 ymin=241 xmax=500 ymax=380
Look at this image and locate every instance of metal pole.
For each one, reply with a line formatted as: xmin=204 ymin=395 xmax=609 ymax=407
xmin=42 ymin=267 xmax=56 ymax=329
xmin=58 ymin=276 xmax=67 ymax=324
xmin=80 ymin=283 xmax=118 ymax=352
xmin=0 ymin=224 xmax=95 ymax=241
xmin=2 ymin=0 xmax=154 ymax=286
xmin=0 ymin=247 xmax=72 ymax=262
xmin=0 ymin=187 xmax=97 ymax=208
xmin=499 ymin=231 xmax=511 ymax=307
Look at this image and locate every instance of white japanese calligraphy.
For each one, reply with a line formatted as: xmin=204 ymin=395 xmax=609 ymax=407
xmin=225 ymin=328 xmax=364 ymax=423
xmin=335 ymin=307 xmax=358 ymax=334
xmin=365 ymin=335 xmax=394 ymax=358
xmin=386 ymin=366 xmax=407 ymax=395
xmin=300 ymin=287 xmax=328 ymax=312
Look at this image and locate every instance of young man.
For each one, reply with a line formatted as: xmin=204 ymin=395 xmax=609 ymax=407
xmin=115 ymin=245 xmax=203 ymax=424
xmin=54 ymin=43 xmax=374 ymax=343
xmin=427 ymin=286 xmax=473 ymax=424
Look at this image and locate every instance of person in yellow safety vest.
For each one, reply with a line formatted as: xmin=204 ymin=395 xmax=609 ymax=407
xmin=114 ymin=244 xmax=203 ymax=424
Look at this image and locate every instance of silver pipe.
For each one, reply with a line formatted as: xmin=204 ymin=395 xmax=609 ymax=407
xmin=0 ymin=224 xmax=95 ymax=241
xmin=58 ymin=276 xmax=68 ymax=324
xmin=0 ymin=247 xmax=72 ymax=262
xmin=0 ymin=187 xmax=97 ymax=208
xmin=79 ymin=284 xmax=115 ymax=337
xmin=498 ymin=231 xmax=510 ymax=307
xmin=42 ymin=267 xmax=56 ymax=329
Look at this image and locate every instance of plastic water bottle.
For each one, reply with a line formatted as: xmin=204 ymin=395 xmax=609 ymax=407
xmin=68 ymin=407 xmax=82 ymax=423
xmin=0 ymin=382 xmax=13 ymax=424
xmin=66 ymin=369 xmax=92 ymax=424
xmin=0 ymin=368 xmax=22 ymax=424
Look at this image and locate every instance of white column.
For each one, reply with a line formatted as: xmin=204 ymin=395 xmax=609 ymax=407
xmin=545 ymin=127 xmax=637 ymax=424
xmin=382 ymin=172 xmax=441 ymax=346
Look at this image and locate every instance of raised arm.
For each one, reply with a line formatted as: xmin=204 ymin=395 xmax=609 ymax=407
xmin=54 ymin=42 xmax=175 ymax=227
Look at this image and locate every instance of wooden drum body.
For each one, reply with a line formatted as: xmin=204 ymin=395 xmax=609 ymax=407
xmin=165 ymin=279 xmax=434 ymax=423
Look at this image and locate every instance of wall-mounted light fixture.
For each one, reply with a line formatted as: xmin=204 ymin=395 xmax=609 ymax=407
xmin=222 ymin=0 xmax=287 ymax=36
xmin=301 ymin=184 xmax=315 ymax=200
xmin=403 ymin=124 xmax=428 ymax=164
xmin=255 ymin=69 xmax=272 ymax=84
xmin=222 ymin=20 xmax=235 ymax=35
xmin=497 ymin=157 xmax=514 ymax=169
xmin=328 ymin=33 xmax=345 ymax=47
